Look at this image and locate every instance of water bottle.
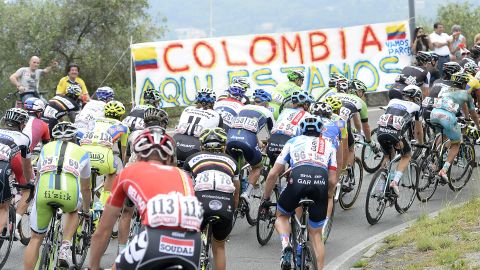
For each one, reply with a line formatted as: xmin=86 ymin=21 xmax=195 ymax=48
xmin=295 ymin=244 xmax=302 ymax=267
xmin=241 ymin=177 xmax=248 ymax=192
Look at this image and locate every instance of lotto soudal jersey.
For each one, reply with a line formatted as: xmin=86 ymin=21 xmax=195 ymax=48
xmin=232 ymin=104 xmax=275 ymax=134
xmin=0 ymin=129 xmax=31 ymax=161
xmin=276 ymin=135 xmax=337 ymax=171
xmin=23 ymin=116 xmax=50 ymax=152
xmin=377 ymin=99 xmax=421 ymax=131
xmin=391 ymin=65 xmax=430 ymax=91
xmin=108 ymin=161 xmax=203 ymax=231
xmin=42 ymin=95 xmax=80 ymax=119
xmin=271 ymin=108 xmax=311 ymax=137
xmin=183 ymin=151 xmax=239 ymax=193
xmin=213 ymin=98 xmax=244 ymax=129
xmin=176 ymin=106 xmax=223 ymax=137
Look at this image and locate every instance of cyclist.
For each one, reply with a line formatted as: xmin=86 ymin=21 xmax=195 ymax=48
xmin=459 ymin=44 xmax=480 ymax=67
xmin=462 ymin=60 xmax=480 ymax=108
xmin=376 ymin=85 xmax=424 ymax=195
xmin=42 ymin=84 xmax=82 ymax=133
xmin=80 ymin=100 xmax=129 ymax=208
xmin=430 ymin=71 xmax=480 ymax=180
xmin=23 ymin=97 xmax=50 ymax=152
xmin=89 ymin=127 xmax=203 ymax=270
xmin=0 ymin=108 xmax=32 ymax=242
xmin=262 ymin=116 xmax=337 ymax=269
xmin=75 ymin=86 xmax=115 ymax=138
xmin=174 ymin=88 xmax=223 ymax=167
xmin=270 ymin=70 xmax=304 ymax=119
xmin=226 ymin=89 xmax=275 ymax=199
xmin=389 ymin=51 xmax=432 ymax=99
xmin=123 ymin=87 xmax=161 ymax=132
xmin=214 ymin=83 xmax=246 ymax=131
xmin=24 ymin=122 xmax=92 ymax=269
xmin=312 ymin=73 xmax=348 ymax=102
xmin=266 ymin=91 xmax=312 ymax=180
xmin=184 ymin=128 xmax=238 ymax=270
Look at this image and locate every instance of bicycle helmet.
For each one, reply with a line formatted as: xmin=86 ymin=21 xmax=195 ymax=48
xmin=287 ymin=70 xmax=305 ymax=81
xmin=470 ymin=45 xmax=480 ymax=59
xmin=133 ymin=126 xmax=175 ymax=161
xmin=310 ymin=102 xmax=333 ymax=118
xmin=465 ymin=122 xmax=480 ymax=141
xmin=463 ymin=60 xmax=478 ymax=75
xmin=328 ymin=73 xmax=347 ymax=87
xmin=96 ymin=86 xmax=115 ymax=102
xmin=52 ymin=121 xmax=77 ymax=140
xmin=253 ymin=89 xmax=272 ymax=103
xmin=66 ymin=84 xmax=82 ymax=99
xmin=300 ymin=116 xmax=324 ymax=136
xmin=443 ymin=62 xmax=462 ymax=76
xmin=4 ymin=108 xmax=29 ymax=125
xmin=429 ymin=52 xmax=439 ymax=63
xmin=232 ymin=77 xmax=250 ymax=90
xmin=349 ymin=79 xmax=368 ymax=94
xmin=416 ymin=51 xmax=432 ymax=65
xmin=24 ymin=97 xmax=45 ymax=112
xmin=199 ymin=127 xmax=227 ymax=152
xmin=291 ymin=91 xmax=313 ymax=105
xmin=402 ymin=85 xmax=422 ymax=105
xmin=104 ymin=100 xmax=126 ymax=119
xmin=196 ymin=88 xmax=216 ymax=104
xmin=227 ymin=83 xmax=246 ymax=98
xmin=143 ymin=107 xmax=169 ymax=128
xmin=143 ymin=88 xmax=161 ymax=104
xmin=324 ymin=96 xmax=342 ymax=112
xmin=451 ymin=71 xmax=470 ymax=88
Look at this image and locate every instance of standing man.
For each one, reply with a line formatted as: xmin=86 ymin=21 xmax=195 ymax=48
xmin=429 ymin=22 xmax=452 ymax=77
xmin=56 ymin=63 xmax=90 ymax=104
xmin=9 ymin=56 xmax=58 ymax=103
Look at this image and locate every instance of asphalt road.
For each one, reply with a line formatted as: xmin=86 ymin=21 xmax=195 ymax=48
xmin=4 ymin=108 xmax=480 ymax=270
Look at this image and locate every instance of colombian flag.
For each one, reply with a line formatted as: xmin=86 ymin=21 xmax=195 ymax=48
xmin=386 ymin=24 xmax=406 ymax=40
xmin=132 ymin=47 xmax=159 ymax=71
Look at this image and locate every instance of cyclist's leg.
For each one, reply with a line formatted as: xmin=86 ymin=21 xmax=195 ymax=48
xmin=346 ymin=123 xmax=355 ymax=167
xmin=11 ymin=155 xmax=30 ymax=230
xmin=431 ymin=109 xmax=461 ymax=176
xmin=101 ymin=152 xmax=121 ymax=206
xmin=390 ymin=137 xmax=412 ymax=193
xmin=0 ymin=161 xmax=13 ymax=233
xmin=58 ymin=175 xmax=81 ymax=263
xmin=118 ymin=200 xmax=135 ymax=253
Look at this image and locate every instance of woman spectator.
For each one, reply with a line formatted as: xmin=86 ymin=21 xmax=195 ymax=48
xmin=450 ymin=25 xmax=467 ymax=61
xmin=411 ymin=27 xmax=432 ymax=54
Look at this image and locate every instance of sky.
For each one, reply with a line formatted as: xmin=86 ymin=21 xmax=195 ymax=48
xmin=148 ymin=0 xmax=480 ymax=41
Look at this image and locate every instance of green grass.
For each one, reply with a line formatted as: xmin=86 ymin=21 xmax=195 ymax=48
xmin=352 ymin=259 xmax=368 ymax=268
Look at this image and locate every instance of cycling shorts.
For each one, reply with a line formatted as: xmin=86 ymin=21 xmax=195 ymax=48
xmin=226 ymin=129 xmax=262 ymax=167
xmin=30 ymin=173 xmax=81 ymax=234
xmin=196 ymin=190 xmax=234 ymax=241
xmin=81 ymin=144 xmax=117 ymax=175
xmin=430 ymin=109 xmax=461 ymax=142
xmin=115 ymin=227 xmax=200 ymax=270
xmin=173 ymin=134 xmax=201 ymax=167
xmin=0 ymin=161 xmax=13 ymax=204
xmin=377 ymin=126 xmax=411 ymax=156
xmin=388 ymin=89 xmax=404 ymax=101
xmin=347 ymin=123 xmax=354 ymax=149
xmin=266 ymin=133 xmax=291 ymax=166
xmin=277 ymin=165 xmax=329 ymax=229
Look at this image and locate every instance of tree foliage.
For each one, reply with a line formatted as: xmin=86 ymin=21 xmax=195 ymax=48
xmin=0 ymin=0 xmax=165 ymax=108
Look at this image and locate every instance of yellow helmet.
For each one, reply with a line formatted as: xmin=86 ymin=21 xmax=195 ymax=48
xmin=104 ymin=100 xmax=126 ymax=119
xmin=324 ymin=96 xmax=342 ymax=111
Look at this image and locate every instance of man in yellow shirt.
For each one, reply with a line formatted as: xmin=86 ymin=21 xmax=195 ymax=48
xmin=56 ymin=64 xmax=90 ymax=104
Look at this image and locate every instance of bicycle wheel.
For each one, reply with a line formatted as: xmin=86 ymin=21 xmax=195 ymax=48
xmin=38 ymin=240 xmax=52 ymax=270
xmin=416 ymin=154 xmax=439 ymax=202
xmin=339 ymin=157 xmax=363 ymax=209
xmin=301 ymin=241 xmax=318 ymax=270
xmin=19 ymin=202 xmax=33 ymax=246
xmin=246 ymin=174 xmax=264 ymax=226
xmin=322 ymin=195 xmax=335 ymax=244
xmin=361 ymin=128 xmax=384 ymax=173
xmin=448 ymin=142 xmax=474 ymax=191
xmin=365 ymin=168 xmax=388 ymax=225
xmin=72 ymin=215 xmax=92 ymax=268
xmin=395 ymin=161 xmax=418 ymax=213
xmin=256 ymin=187 xmax=278 ymax=246
xmin=0 ymin=205 xmax=15 ymax=269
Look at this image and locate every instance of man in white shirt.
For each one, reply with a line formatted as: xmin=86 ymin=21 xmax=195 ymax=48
xmin=429 ymin=22 xmax=452 ymax=77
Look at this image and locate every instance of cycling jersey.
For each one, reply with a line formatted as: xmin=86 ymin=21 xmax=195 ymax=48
xmin=231 ymin=104 xmax=275 ymax=134
xmin=214 ymin=98 xmax=244 ymax=131
xmin=429 ymin=78 xmax=453 ymax=99
xmin=176 ymin=106 xmax=223 ymax=137
xmin=312 ymin=87 xmax=337 ymax=102
xmin=323 ymin=92 xmax=369 ymax=122
xmin=320 ymin=114 xmax=346 ymax=149
xmin=270 ymin=81 xmax=303 ymax=119
xmin=30 ymin=140 xmax=91 ymax=233
xmin=42 ymin=95 xmax=81 ymax=132
xmin=467 ymin=74 xmax=480 ymax=94
xmin=23 ymin=116 xmax=50 ymax=152
xmin=271 ymin=108 xmax=311 ymax=137
xmin=277 ymin=135 xmax=337 ymax=170
xmin=123 ymin=104 xmax=153 ymax=132
xmin=391 ymin=65 xmax=431 ymax=91
xmin=75 ymin=100 xmax=106 ymax=137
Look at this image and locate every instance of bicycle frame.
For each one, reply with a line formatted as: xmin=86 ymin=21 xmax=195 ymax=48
xmin=39 ymin=205 xmax=63 ymax=269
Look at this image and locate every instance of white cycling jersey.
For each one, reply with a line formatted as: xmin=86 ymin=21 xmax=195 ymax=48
xmin=271 ymin=108 xmax=311 ymax=137
xmin=74 ymin=100 xmax=106 ymax=135
xmin=175 ymin=106 xmax=222 ymax=137
xmin=213 ymin=98 xmax=244 ymax=129
xmin=378 ymin=99 xmax=421 ymax=130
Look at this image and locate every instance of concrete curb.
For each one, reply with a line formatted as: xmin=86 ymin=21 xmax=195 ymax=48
xmin=325 ymin=201 xmax=468 ymax=270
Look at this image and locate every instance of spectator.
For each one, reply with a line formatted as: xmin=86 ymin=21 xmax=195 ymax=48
xmin=411 ymin=27 xmax=432 ymax=54
xmin=429 ymin=22 xmax=452 ymax=77
xmin=474 ymin=33 xmax=480 ymax=45
xmin=9 ymin=56 xmax=58 ymax=103
xmin=56 ymin=63 xmax=90 ymax=104
xmin=450 ymin=25 xmax=467 ymax=61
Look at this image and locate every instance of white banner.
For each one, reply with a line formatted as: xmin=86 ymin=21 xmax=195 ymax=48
xmin=132 ymin=20 xmax=411 ymax=107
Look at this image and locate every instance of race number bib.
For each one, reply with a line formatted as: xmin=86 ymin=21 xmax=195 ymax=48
xmin=39 ymin=156 xmax=59 ymax=174
xmin=43 ymin=106 xmax=59 ymax=118
xmin=272 ymin=92 xmax=284 ymax=104
xmin=422 ymin=97 xmax=433 ymax=107
xmin=179 ymin=196 xmax=203 ymax=231
xmin=232 ymin=117 xmax=259 ymax=133
xmin=80 ymin=132 xmax=113 ymax=147
xmin=63 ymin=158 xmax=80 ymax=177
xmin=0 ymin=144 xmax=11 ymax=162
xmin=274 ymin=122 xmax=296 ymax=136
xmin=392 ymin=115 xmax=405 ymax=130
xmin=377 ymin=114 xmax=391 ymax=127
xmin=194 ymin=170 xmax=235 ymax=193
xmin=339 ymin=107 xmax=352 ymax=120
xmin=219 ymin=110 xmax=235 ymax=127
xmin=123 ymin=116 xmax=144 ymax=131
xmin=176 ymin=123 xmax=204 ymax=137
xmin=433 ymin=98 xmax=459 ymax=113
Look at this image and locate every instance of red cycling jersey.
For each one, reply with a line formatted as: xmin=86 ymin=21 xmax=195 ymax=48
xmin=23 ymin=116 xmax=50 ymax=152
xmin=108 ymin=161 xmax=203 ymax=231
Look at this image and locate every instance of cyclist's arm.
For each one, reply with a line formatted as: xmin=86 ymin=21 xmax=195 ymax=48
xmin=336 ymin=139 xmax=344 ymax=178
xmin=263 ymin=141 xmax=290 ymax=199
xmin=120 ymin=130 xmax=129 ymax=162
xmin=21 ymin=158 xmax=32 ymax=184
xmin=328 ymin=153 xmax=338 ymax=198
xmin=79 ymin=154 xmax=92 ymax=211
xmin=352 ymin=114 xmax=361 ymax=134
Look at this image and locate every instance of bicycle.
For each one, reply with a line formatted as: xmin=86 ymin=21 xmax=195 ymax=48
xmin=37 ymin=202 xmax=65 ymax=269
xmin=72 ymin=211 xmax=93 ymax=268
xmin=339 ymin=134 xmax=365 ymax=210
xmin=415 ymin=119 xmax=475 ymax=202
xmin=365 ymin=152 xmax=419 ymax=225
xmin=360 ymin=128 xmax=385 ymax=173
xmin=0 ymin=182 xmax=34 ymax=269
xmin=199 ymin=216 xmax=221 ymax=270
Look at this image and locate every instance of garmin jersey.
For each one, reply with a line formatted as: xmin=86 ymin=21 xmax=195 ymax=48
xmin=183 ymin=151 xmax=239 ymax=193
xmin=175 ymin=106 xmax=223 ymax=137
xmin=271 ymin=81 xmax=303 ymax=104
xmin=22 ymin=116 xmax=50 ymax=152
xmin=79 ymin=117 xmax=129 ymax=148
xmin=232 ymin=104 xmax=275 ymax=134
xmin=37 ymin=140 xmax=91 ymax=179
xmin=42 ymin=95 xmax=80 ymax=120
xmin=271 ymin=108 xmax=311 ymax=137
xmin=0 ymin=129 xmax=31 ymax=161
xmin=276 ymin=135 xmax=337 ymax=171
xmin=391 ymin=65 xmax=430 ymax=91
xmin=213 ymin=98 xmax=244 ymax=130
xmin=378 ymin=99 xmax=421 ymax=131
xmin=433 ymin=87 xmax=475 ymax=114
xmin=123 ymin=104 xmax=153 ymax=131
xmin=323 ymin=92 xmax=368 ymax=121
